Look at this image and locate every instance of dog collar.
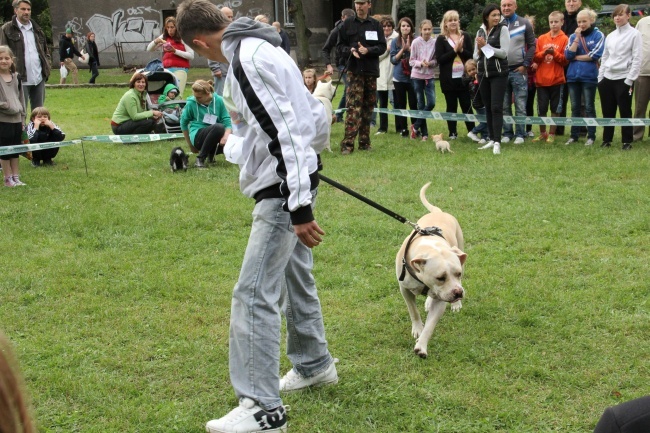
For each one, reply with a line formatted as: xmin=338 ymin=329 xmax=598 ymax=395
xmin=399 ymin=226 xmax=445 ymax=296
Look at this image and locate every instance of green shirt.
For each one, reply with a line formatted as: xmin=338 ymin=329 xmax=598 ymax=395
xmin=111 ymin=88 xmax=154 ymax=124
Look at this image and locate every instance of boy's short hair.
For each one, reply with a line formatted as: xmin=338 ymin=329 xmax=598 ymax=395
xmin=176 ymin=0 xmax=231 ymax=49
xmin=548 ymin=11 xmax=564 ymax=21
xmin=30 ymin=106 xmax=50 ymax=121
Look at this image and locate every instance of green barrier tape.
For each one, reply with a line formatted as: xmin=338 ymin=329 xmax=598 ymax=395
xmin=334 ymin=107 xmax=650 ymax=127
xmin=81 ymin=133 xmax=184 ymax=143
xmin=0 ymin=140 xmax=81 ymax=156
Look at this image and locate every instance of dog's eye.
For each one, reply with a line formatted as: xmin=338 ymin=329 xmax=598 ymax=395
xmin=436 ymin=275 xmax=447 ymax=282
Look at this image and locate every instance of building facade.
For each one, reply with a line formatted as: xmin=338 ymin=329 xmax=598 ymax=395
xmin=49 ymin=0 xmax=344 ymax=67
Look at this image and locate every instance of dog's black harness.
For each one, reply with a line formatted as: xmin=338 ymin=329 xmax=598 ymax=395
xmin=398 ymin=226 xmax=446 ymax=296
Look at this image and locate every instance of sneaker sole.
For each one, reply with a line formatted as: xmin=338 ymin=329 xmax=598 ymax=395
xmin=206 ymin=425 xmax=287 ymax=433
xmin=280 ymin=377 xmax=339 ymax=393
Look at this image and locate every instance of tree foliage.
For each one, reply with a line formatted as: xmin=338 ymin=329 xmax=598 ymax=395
xmin=396 ymin=0 xmax=604 ymax=35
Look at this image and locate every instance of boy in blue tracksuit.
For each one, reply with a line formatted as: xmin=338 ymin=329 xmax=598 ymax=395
xmin=176 ymin=2 xmax=335 ymax=432
xmin=564 ymin=8 xmax=604 ymax=145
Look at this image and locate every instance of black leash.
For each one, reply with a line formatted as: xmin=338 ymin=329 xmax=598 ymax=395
xmin=318 ymin=174 xmax=446 ymax=296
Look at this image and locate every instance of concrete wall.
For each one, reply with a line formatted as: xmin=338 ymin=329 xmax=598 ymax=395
xmin=49 ymin=0 xmax=333 ymax=68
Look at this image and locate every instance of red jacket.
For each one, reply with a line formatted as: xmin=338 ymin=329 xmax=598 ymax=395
xmin=533 ymin=30 xmax=568 ymax=87
xmin=162 ymin=38 xmax=190 ymax=69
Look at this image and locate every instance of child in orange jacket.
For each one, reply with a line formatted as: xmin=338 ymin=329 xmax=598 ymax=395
xmin=532 ymin=11 xmax=569 ymax=143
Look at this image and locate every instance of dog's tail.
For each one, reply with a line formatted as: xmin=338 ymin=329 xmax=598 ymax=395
xmin=420 ymin=182 xmax=442 ymax=213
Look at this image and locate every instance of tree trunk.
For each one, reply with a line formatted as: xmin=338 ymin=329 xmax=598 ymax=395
xmin=415 ymin=0 xmax=426 ymax=28
xmin=290 ymin=0 xmax=311 ymax=69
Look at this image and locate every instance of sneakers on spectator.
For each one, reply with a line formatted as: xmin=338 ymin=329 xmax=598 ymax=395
xmin=493 ymin=142 xmax=501 ymax=155
xmin=449 ymin=133 xmax=458 ymax=140
xmin=546 ymin=134 xmax=556 ymax=143
xmin=622 ymin=143 xmax=632 ymax=150
xmin=585 ymin=138 xmax=595 ymax=146
xmin=280 ymin=359 xmax=339 ymax=392
xmin=514 ymin=137 xmax=525 ymax=144
xmin=467 ymin=132 xmax=480 ymax=142
xmin=11 ymin=175 xmax=26 ymax=186
xmin=374 ymin=130 xmax=386 ymax=136
xmin=532 ymin=133 xmax=548 ymax=142
xmin=194 ymin=157 xmax=206 ymax=168
xmin=421 ymin=136 xmax=428 ymax=141
xmin=527 ymin=130 xmax=535 ymax=137
xmin=410 ymin=124 xmax=418 ymax=140
xmin=205 ymin=398 xmax=287 ymax=433
xmin=501 ymin=136 xmax=511 ymax=143
xmin=600 ymin=141 xmax=611 ymax=148
xmin=478 ymin=140 xmax=494 ymax=150
xmin=565 ymin=138 xmax=577 ymax=145
xmin=477 ymin=138 xmax=487 ymax=145
xmin=4 ymin=176 xmax=16 ymax=187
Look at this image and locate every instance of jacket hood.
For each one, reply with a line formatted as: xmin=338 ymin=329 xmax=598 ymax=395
xmin=222 ymin=17 xmax=282 ymax=57
xmin=163 ymin=83 xmax=180 ymax=97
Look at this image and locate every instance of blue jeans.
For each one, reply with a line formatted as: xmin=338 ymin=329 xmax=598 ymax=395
xmin=229 ymin=192 xmax=333 ymax=410
xmin=412 ymin=78 xmax=436 ymax=137
xmin=502 ymin=70 xmax=528 ymax=139
xmin=471 ymin=106 xmax=489 ymax=138
xmin=568 ymin=81 xmax=597 ymax=140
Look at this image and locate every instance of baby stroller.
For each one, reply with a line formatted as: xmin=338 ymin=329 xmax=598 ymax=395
xmin=140 ymin=68 xmax=186 ymax=134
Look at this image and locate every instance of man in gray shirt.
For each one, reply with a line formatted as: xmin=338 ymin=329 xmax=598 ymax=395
xmin=0 ymin=0 xmax=51 ymax=112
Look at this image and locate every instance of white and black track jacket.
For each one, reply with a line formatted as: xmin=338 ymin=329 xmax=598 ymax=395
xmin=221 ymin=18 xmax=331 ymax=225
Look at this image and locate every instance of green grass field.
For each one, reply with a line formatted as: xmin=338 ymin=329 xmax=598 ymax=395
xmin=1 ymin=68 xmax=648 ymax=433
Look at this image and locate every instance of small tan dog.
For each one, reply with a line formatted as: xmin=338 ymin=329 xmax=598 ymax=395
xmin=395 ymin=183 xmax=467 ymax=358
xmin=431 ymin=134 xmax=453 ymax=153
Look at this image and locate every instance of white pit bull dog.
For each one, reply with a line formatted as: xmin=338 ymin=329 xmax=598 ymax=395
xmin=395 ymin=182 xmax=467 ymax=358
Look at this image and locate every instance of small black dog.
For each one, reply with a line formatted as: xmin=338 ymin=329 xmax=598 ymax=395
xmin=170 ymin=147 xmax=189 ymax=172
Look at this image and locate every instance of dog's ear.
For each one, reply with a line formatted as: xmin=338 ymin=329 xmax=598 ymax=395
xmin=411 ymin=258 xmax=427 ymax=273
xmin=451 ymin=247 xmax=467 ymax=266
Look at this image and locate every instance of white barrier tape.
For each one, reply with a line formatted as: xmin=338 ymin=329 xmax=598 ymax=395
xmin=0 ymin=140 xmax=81 ymax=156
xmin=81 ymin=133 xmax=183 ymax=143
xmin=333 ymin=107 xmax=650 ymax=127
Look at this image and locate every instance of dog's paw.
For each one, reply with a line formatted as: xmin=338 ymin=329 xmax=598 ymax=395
xmin=451 ymin=300 xmax=462 ymax=313
xmin=411 ymin=322 xmax=424 ymax=339
xmin=413 ymin=342 xmax=428 ymax=359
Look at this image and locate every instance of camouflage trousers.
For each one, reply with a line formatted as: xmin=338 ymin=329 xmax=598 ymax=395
xmin=340 ymin=72 xmax=377 ymax=151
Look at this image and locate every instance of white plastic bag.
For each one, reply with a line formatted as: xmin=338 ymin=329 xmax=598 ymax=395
xmin=79 ymin=49 xmax=89 ymax=65
xmin=60 ymin=65 xmax=68 ymax=79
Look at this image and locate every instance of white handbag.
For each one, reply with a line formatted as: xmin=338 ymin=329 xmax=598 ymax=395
xmin=79 ymin=49 xmax=90 ymax=65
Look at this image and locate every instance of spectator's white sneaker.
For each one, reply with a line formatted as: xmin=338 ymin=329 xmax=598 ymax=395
xmin=527 ymin=130 xmax=535 ymax=137
xmin=585 ymin=138 xmax=595 ymax=146
xmin=493 ymin=142 xmax=501 ymax=155
xmin=565 ymin=138 xmax=577 ymax=145
xmin=205 ymin=398 xmax=287 ymax=433
xmin=514 ymin=137 xmax=525 ymax=144
xmin=478 ymin=140 xmax=495 ymax=150
xmin=501 ymin=136 xmax=511 ymax=143
xmin=280 ymin=359 xmax=338 ymax=392
xmin=478 ymin=138 xmax=487 ymax=145
xmin=467 ymin=132 xmax=481 ymax=142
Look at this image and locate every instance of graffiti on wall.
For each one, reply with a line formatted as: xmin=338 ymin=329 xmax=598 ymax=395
xmin=216 ymin=1 xmax=264 ymax=21
xmin=64 ymin=7 xmax=160 ymax=52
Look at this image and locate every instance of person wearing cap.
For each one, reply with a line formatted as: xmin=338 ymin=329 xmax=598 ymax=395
xmin=59 ymin=27 xmax=81 ymax=85
xmin=336 ymin=0 xmax=386 ymax=154
xmin=0 ymin=0 xmax=51 ymax=112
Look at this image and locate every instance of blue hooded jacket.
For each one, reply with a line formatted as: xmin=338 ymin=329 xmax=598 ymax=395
xmin=565 ymin=26 xmax=605 ymax=84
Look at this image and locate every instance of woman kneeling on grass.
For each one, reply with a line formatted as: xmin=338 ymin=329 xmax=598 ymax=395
xmin=111 ymin=72 xmax=163 ymax=135
xmin=180 ymin=79 xmax=231 ymax=168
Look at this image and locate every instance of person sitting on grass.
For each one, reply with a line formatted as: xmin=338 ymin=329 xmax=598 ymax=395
xmin=110 ymin=72 xmax=163 ymax=135
xmin=27 ymin=106 xmax=65 ymax=167
xmin=180 ymin=79 xmax=231 ymax=168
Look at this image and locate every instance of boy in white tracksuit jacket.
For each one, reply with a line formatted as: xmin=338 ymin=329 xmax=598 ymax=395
xmin=176 ymin=2 xmax=336 ymax=432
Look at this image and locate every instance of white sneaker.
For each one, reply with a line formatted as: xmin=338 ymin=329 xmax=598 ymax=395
xmin=527 ymin=130 xmax=535 ymax=137
xmin=478 ymin=138 xmax=487 ymax=145
xmin=585 ymin=138 xmax=594 ymax=146
xmin=501 ymin=136 xmax=511 ymax=143
xmin=493 ymin=142 xmax=501 ymax=155
xmin=280 ymin=359 xmax=338 ymax=392
xmin=514 ymin=137 xmax=525 ymax=144
xmin=467 ymin=132 xmax=480 ymax=142
xmin=478 ymin=140 xmax=494 ymax=150
xmin=205 ymin=398 xmax=287 ymax=433
xmin=565 ymin=138 xmax=577 ymax=145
